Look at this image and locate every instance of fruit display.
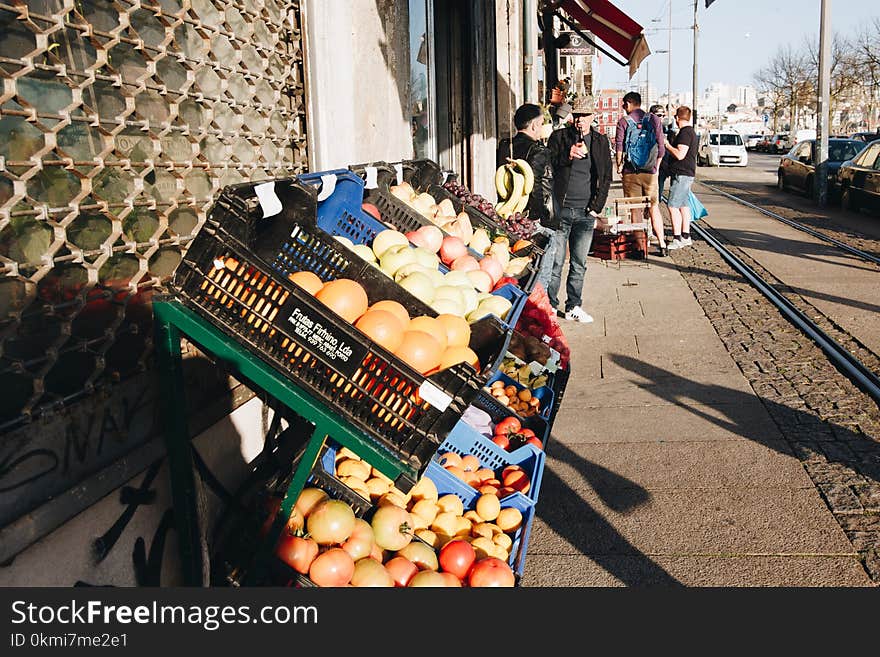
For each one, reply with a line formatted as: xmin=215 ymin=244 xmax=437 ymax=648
xmin=384 ymin=185 xmax=533 ymax=278
xmin=493 ymin=158 xmax=534 ymax=219
xmin=486 ymin=379 xmax=543 ymax=417
xmin=435 ymin=451 xmax=533 ymax=498
xmin=334 ymin=227 xmax=516 ymax=323
xmin=516 ymin=282 xmax=571 ymax=369
xmin=498 ymin=355 xmax=549 ymax=390
xmin=443 ymin=179 xmax=537 ymax=241
xmin=264 ymin=446 xmax=531 ymax=586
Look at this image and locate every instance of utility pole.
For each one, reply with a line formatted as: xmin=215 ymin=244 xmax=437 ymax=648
xmin=816 ymin=0 xmax=831 ymax=206
xmin=667 ymin=0 xmax=673 ymax=116
xmin=692 ymin=0 xmax=699 ymax=123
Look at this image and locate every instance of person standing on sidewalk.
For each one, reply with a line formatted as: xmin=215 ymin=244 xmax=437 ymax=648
xmin=662 ymin=106 xmax=698 ymax=250
xmin=545 ymin=95 xmax=612 ymax=324
xmin=496 ymin=103 xmax=556 ymax=289
xmin=615 ymin=92 xmax=668 ymax=256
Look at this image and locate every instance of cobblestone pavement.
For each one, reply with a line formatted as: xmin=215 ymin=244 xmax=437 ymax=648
xmin=671 ymin=237 xmax=880 ymax=583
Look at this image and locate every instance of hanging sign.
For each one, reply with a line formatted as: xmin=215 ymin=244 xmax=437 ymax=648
xmin=559 ymin=32 xmax=595 ymax=57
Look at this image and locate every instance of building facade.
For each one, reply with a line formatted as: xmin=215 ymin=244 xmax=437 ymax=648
xmin=596 ymin=88 xmax=626 ymax=140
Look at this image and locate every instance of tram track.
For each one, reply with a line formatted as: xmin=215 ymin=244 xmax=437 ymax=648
xmin=696 ymin=180 xmax=880 ymax=267
xmin=690 ymin=220 xmax=880 ymax=409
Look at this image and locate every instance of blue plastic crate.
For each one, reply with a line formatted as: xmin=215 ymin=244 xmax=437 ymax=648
xmin=434 ymin=419 xmax=544 ymax=504
xmin=424 ymin=462 xmax=535 ymax=579
xmin=470 ymin=390 xmax=550 ymax=450
xmin=298 ymin=169 xmax=389 ymax=245
xmin=485 ymin=371 xmax=554 ymax=421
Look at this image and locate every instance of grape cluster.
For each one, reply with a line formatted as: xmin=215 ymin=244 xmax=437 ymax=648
xmin=443 ymin=181 xmax=537 ymax=240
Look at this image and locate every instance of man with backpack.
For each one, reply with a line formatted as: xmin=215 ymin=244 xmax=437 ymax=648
xmin=615 ymin=92 xmax=668 ymax=256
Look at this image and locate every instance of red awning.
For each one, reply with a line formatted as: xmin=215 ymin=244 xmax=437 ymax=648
xmin=556 ymin=0 xmax=650 ymax=78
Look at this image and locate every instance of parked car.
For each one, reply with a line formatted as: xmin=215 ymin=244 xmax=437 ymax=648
xmin=767 ymin=133 xmax=789 ymax=154
xmin=777 ymin=138 xmax=865 ymax=198
xmin=782 ymin=129 xmax=817 ymax=150
xmin=697 ymin=130 xmax=748 ymax=166
xmin=850 ymin=130 xmax=880 ymax=144
xmin=837 ymin=139 xmax=880 ymax=213
xmin=756 ymin=135 xmax=775 ymax=152
xmin=745 ymin=134 xmax=762 ymax=151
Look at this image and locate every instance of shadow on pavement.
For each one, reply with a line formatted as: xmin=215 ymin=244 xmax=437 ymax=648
xmin=536 ymin=441 xmax=683 ymax=587
xmin=607 ymin=354 xmax=880 ymax=489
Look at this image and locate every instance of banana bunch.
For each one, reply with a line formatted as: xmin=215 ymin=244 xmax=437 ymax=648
xmin=494 ymin=159 xmax=534 ymax=218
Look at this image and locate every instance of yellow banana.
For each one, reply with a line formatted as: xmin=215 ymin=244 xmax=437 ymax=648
xmin=513 ymin=191 xmax=529 ymax=214
xmin=494 ymin=164 xmax=513 ymax=200
xmin=513 ymin=159 xmax=534 ymax=196
xmin=497 ymin=169 xmax=525 ymax=217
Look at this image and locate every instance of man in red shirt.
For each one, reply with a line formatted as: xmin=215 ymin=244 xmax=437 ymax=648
xmin=614 ymin=92 xmax=668 ymax=256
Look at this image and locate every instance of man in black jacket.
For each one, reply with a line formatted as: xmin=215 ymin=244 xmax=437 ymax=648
xmin=496 ymin=103 xmax=556 ymax=288
xmin=546 ymin=95 xmax=612 ymax=323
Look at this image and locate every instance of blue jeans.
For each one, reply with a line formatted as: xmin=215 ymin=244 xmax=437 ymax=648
xmin=547 ymin=206 xmax=596 ymax=312
xmin=535 ymin=226 xmax=562 ymax=293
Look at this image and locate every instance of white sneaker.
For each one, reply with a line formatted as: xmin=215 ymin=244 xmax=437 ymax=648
xmin=667 ymin=238 xmax=684 ymax=250
xmin=680 ymin=236 xmax=693 ymax=247
xmin=565 ymin=306 xmax=594 ymax=323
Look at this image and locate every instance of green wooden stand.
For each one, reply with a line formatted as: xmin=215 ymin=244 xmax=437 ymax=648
xmin=153 ymin=298 xmax=419 ymax=586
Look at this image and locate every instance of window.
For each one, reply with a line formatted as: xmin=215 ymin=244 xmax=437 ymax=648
xmin=719 ymin=134 xmax=742 ymax=146
xmin=828 ymin=141 xmax=863 ymax=163
xmin=709 ymin=134 xmax=719 ymax=145
xmin=856 ymin=142 xmax=880 ymax=167
xmin=793 ymin=142 xmax=811 ymax=160
xmin=408 ymin=0 xmax=433 ymax=159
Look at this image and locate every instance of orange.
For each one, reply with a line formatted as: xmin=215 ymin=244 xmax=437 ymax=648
xmin=394 ymin=330 xmax=442 ymax=375
xmin=288 ymin=270 xmax=324 ymax=295
xmin=315 ymin=278 xmax=369 ymax=323
xmin=438 ymin=345 xmax=479 ymax=372
xmin=355 ymin=309 xmax=405 ymax=353
xmin=407 ymin=316 xmax=447 ymax=351
xmin=369 ymin=299 xmax=410 ymax=330
xmin=436 ymin=314 xmax=471 ymax=348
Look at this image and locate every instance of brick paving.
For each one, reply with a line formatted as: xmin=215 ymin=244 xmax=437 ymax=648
xmin=671 ymin=237 xmax=880 ymax=582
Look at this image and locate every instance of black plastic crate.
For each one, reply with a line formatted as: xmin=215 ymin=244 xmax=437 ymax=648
xmin=172 ymin=178 xmax=511 ymax=480
xmin=547 ymin=365 xmax=569 ymax=432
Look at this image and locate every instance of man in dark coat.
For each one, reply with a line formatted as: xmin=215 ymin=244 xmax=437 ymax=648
xmin=545 ymin=94 xmax=612 ymax=323
xmin=496 ymin=103 xmax=556 ymax=287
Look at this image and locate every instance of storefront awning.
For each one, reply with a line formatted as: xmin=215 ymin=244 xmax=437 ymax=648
xmin=554 ymin=0 xmax=650 ymax=78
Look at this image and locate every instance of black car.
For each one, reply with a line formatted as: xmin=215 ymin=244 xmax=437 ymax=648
xmin=777 ymin=138 xmax=865 ymax=198
xmin=850 ymin=131 xmax=880 ymax=144
xmin=837 ymin=140 xmax=880 ymax=214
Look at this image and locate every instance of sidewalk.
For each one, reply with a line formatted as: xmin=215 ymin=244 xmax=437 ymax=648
xmin=520 ymin=187 xmax=873 ymax=586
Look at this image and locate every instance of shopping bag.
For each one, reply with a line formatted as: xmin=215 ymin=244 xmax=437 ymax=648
xmin=688 ymin=190 xmax=709 ymax=220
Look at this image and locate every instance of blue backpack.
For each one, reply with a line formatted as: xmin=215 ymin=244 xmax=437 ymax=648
xmin=624 ymin=115 xmax=659 ymax=173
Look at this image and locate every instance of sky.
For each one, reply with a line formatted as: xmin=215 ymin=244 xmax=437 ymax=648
xmin=593 ymin=0 xmax=874 ymax=94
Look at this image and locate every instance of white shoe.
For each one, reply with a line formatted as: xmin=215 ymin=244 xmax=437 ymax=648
xmin=680 ymin=236 xmax=693 ymax=247
xmin=667 ymin=238 xmax=684 ymax=250
xmin=565 ymin=306 xmax=594 ymax=323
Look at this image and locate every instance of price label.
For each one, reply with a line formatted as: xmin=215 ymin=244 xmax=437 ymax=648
xmin=418 ymin=381 xmax=452 ymax=412
xmin=254 ymin=182 xmax=282 ymax=218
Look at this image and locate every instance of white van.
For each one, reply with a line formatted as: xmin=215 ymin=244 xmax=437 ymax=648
xmin=697 ymin=130 xmax=748 ymax=167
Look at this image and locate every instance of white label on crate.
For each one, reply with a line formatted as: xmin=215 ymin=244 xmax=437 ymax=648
xmin=393 ymin=163 xmax=404 ymax=185
xmin=317 ymin=174 xmax=337 ymax=201
xmin=418 ymin=381 xmax=453 ymax=412
xmin=254 ymin=182 xmax=282 ymax=218
xmin=364 ymin=166 xmax=379 ymax=189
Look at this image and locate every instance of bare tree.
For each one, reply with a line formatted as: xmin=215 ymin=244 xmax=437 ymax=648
xmin=804 ymin=33 xmax=864 ymax=131
xmin=853 ymin=18 xmax=880 ymax=131
xmin=755 ymin=45 xmax=811 ymax=132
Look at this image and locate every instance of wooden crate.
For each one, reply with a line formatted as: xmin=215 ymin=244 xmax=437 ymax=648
xmin=591 ymin=230 xmax=648 ymax=261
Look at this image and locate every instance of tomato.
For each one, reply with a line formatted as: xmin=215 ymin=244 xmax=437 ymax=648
xmin=494 ymin=416 xmax=521 ymax=436
xmin=350 ymin=557 xmax=394 ymax=587
xmin=307 ymin=499 xmax=356 ymax=545
xmin=384 ymin=556 xmax=418 ymax=587
xmin=438 ymin=539 xmax=476 ymax=581
xmin=275 ymin=533 xmax=318 ymax=574
xmin=407 ymin=571 xmax=448 ymax=587
xmin=438 ymin=572 xmax=463 ymax=587
xmin=467 ymin=557 xmax=515 ymax=587
xmin=287 ymin=487 xmax=329 ymax=532
xmin=525 ymin=436 xmax=544 ymax=451
xmin=341 ymin=518 xmax=375 ymax=561
xmin=308 ymin=548 xmax=355 ymax=587
xmin=371 ymin=505 xmax=414 ymax=551
xmin=519 ymin=428 xmax=536 ymax=440
xmin=362 ymin=202 xmax=381 ymax=221
xmin=397 ymin=541 xmax=439 ymax=571
xmin=491 ymin=434 xmax=510 ymax=450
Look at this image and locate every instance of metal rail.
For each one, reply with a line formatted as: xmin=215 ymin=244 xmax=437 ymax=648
xmin=690 ymin=222 xmax=880 ymax=408
xmin=696 ymin=181 xmax=880 ymax=267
